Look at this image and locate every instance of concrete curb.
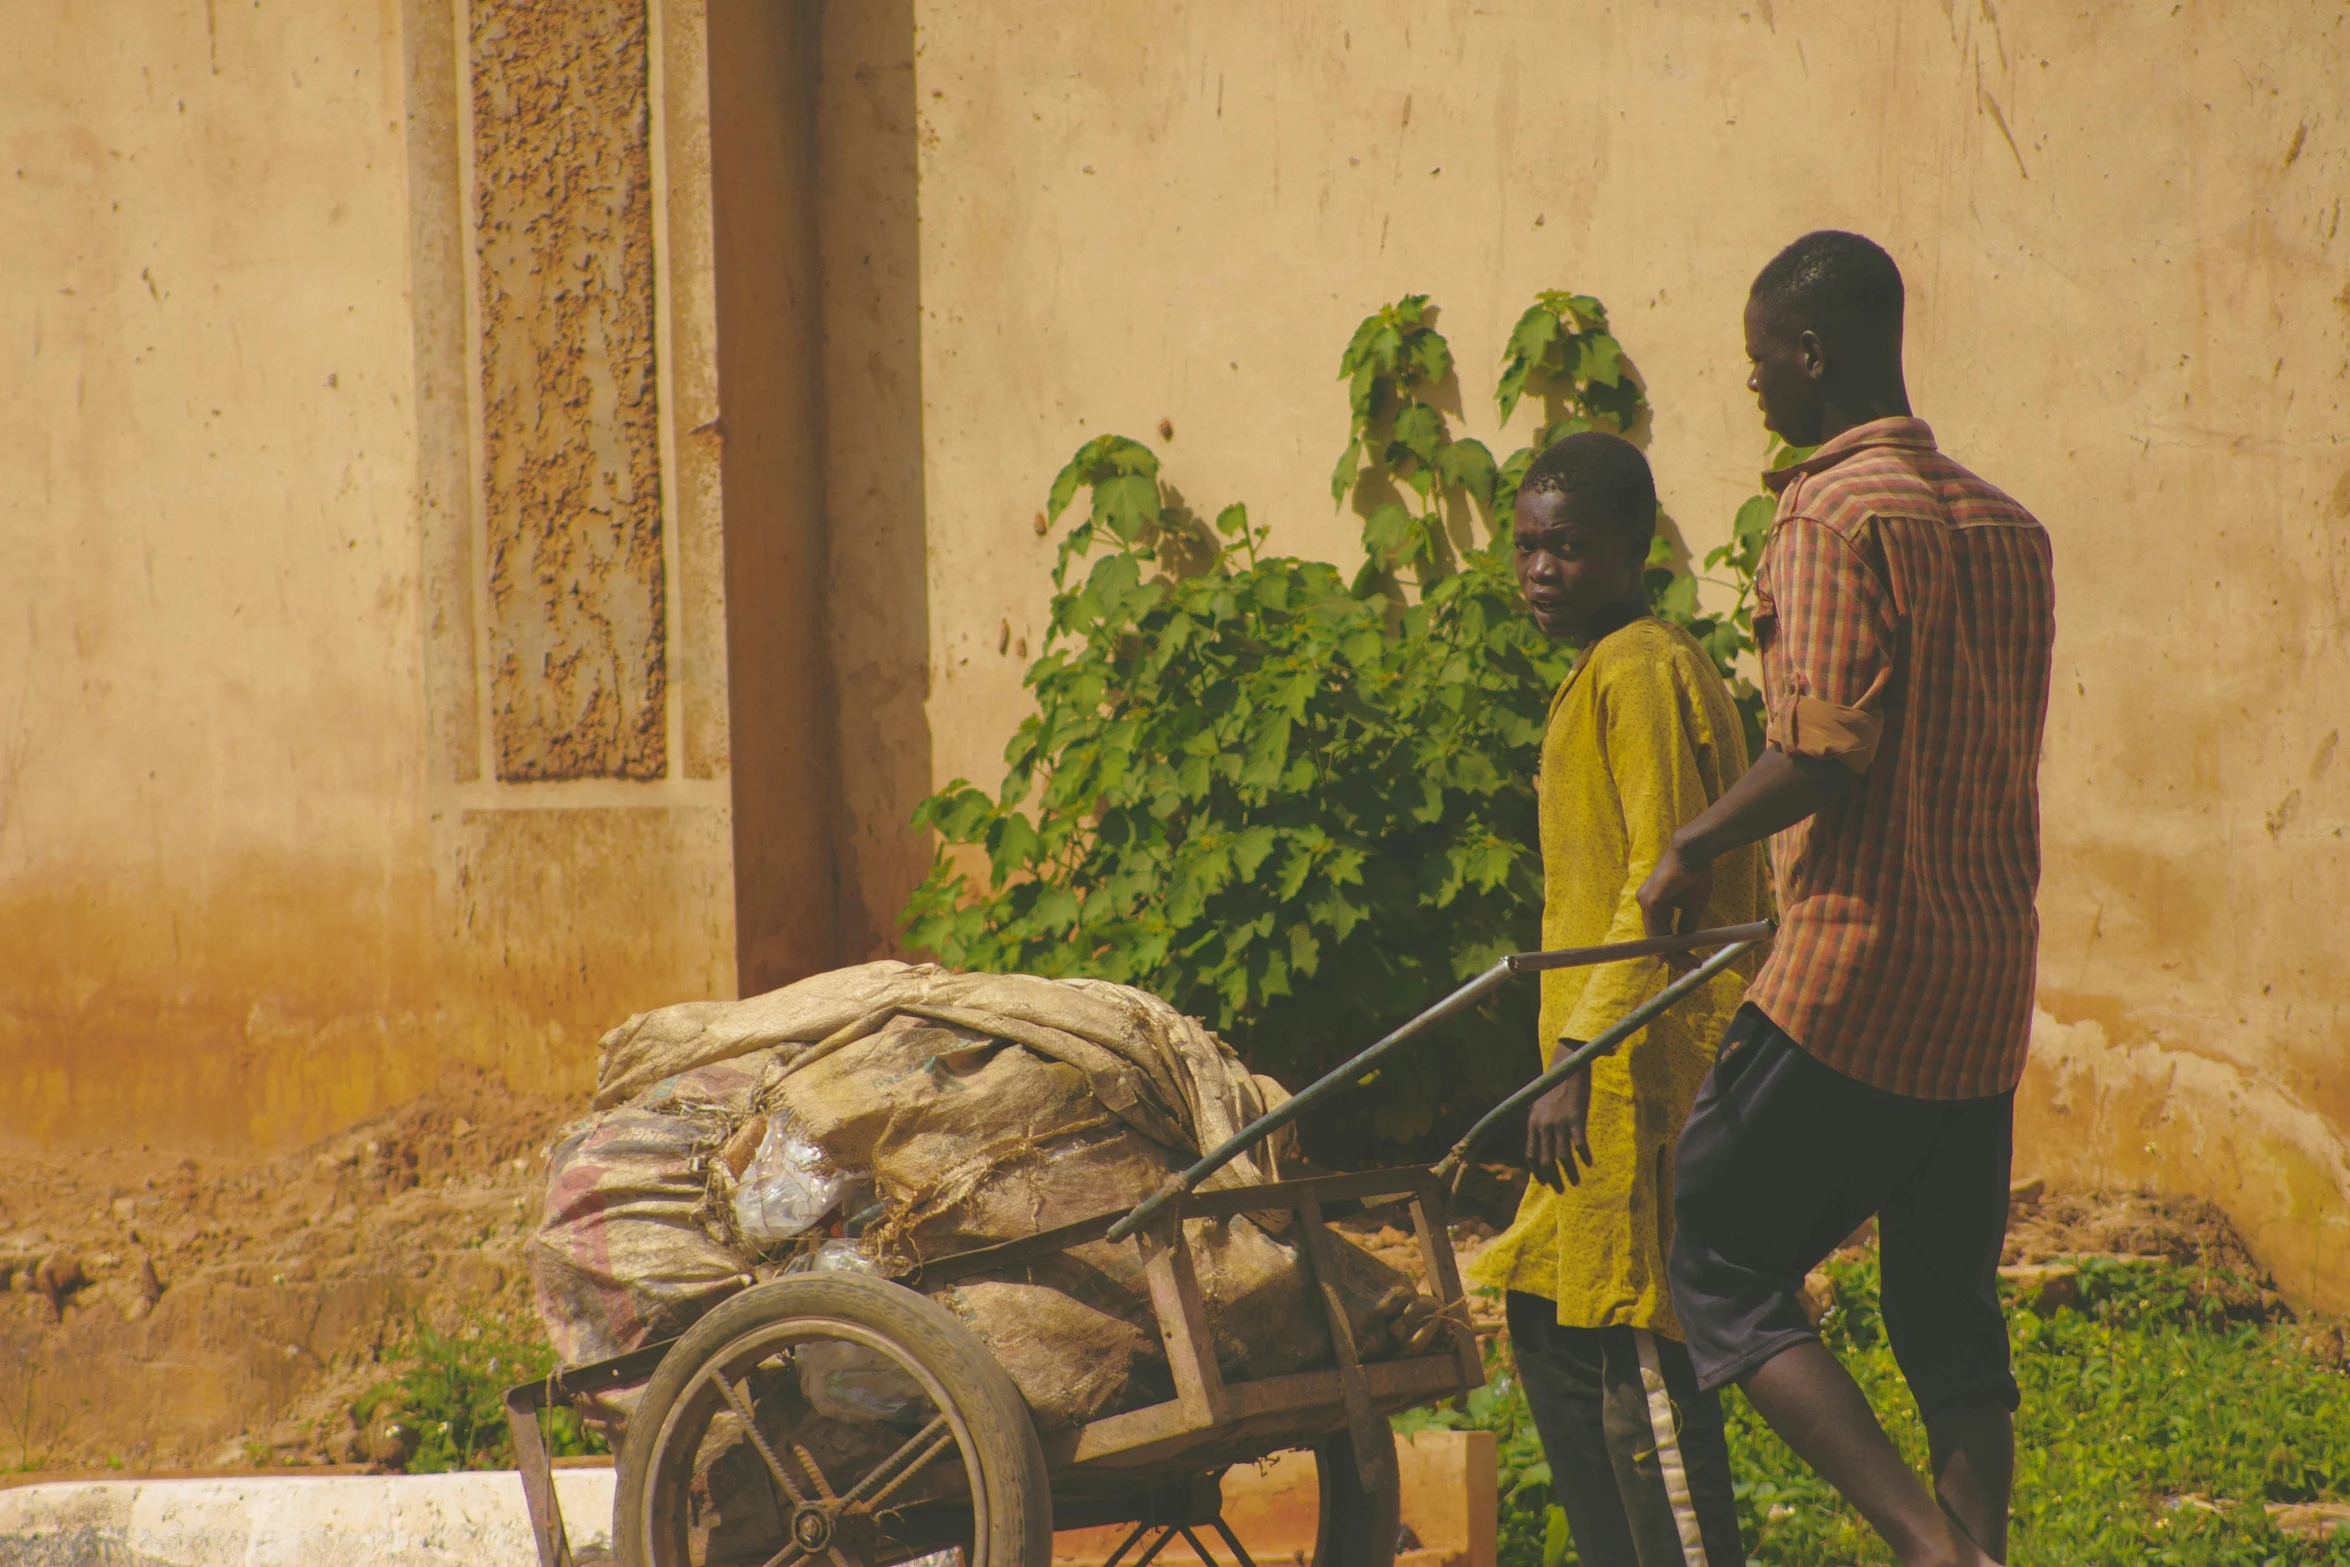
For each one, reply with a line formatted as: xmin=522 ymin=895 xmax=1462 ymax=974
xmin=0 ymin=1468 xmax=615 ymax=1567
xmin=0 ymin=1430 xmax=1499 ymax=1566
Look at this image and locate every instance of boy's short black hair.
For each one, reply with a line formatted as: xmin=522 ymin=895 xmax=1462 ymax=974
xmin=1749 ymin=230 xmax=1904 ymax=346
xmin=1518 ymin=430 xmax=1657 ymax=549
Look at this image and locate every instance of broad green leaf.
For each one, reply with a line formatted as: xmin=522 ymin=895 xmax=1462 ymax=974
xmin=1240 ymin=716 xmax=1292 ymax=790
xmin=1493 ymin=446 xmax=1535 ymax=518
xmin=1408 ymin=330 xmax=1452 ymax=389
xmin=986 ymin=812 xmax=1040 ymax=880
xmin=1573 ymin=332 xmax=1623 ymax=387
xmin=1030 ymin=885 xmax=1080 ymax=932
xmin=1232 ymin=824 xmax=1280 ymax=880
xmin=1435 ymin=438 xmax=1499 ymax=512
xmin=1330 ymin=441 xmax=1359 ymax=505
xmin=1542 ymin=1504 xmax=1570 ymax=1567
xmin=1093 ymin=473 xmax=1160 ymax=543
xmin=1494 ymin=362 xmax=1532 ymax=427
xmin=1534 ymin=413 xmax=1592 ymax=450
xmin=1391 ymin=401 xmax=1446 ymax=467
xmin=1656 ymin=570 xmax=1699 ymax=619
xmin=1502 ymin=304 xmax=1561 ymax=367
xmin=1046 ymin=454 xmax=1086 ymax=523
xmin=1362 ymin=501 xmax=1415 ymax=567
xmin=1338 ymin=312 xmax=1385 ymax=378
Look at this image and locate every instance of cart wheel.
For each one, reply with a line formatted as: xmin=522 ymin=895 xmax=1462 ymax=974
xmin=1309 ymin=1425 xmax=1400 ymax=1567
xmin=613 ymin=1275 xmax=1051 ymax=1567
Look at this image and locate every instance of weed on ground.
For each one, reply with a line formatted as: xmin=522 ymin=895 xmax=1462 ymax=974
xmin=357 ymin=1312 xmax=606 ymax=1473
xmin=1403 ymin=1252 xmax=2350 ymax=1565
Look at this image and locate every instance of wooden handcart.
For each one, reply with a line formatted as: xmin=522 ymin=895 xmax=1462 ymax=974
xmin=505 ymin=924 xmax=1771 ymax=1567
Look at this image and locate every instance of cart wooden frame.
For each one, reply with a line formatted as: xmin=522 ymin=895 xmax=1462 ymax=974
xmin=504 ymin=1166 xmax=1485 ymax=1567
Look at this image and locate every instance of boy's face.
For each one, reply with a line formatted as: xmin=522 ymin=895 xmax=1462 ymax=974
xmin=1512 ymin=488 xmax=1644 ymax=642
xmin=1744 ymin=296 xmax=1828 ymax=446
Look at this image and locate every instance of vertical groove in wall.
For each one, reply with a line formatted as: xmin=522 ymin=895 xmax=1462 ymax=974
xmin=405 ymin=0 xmax=477 ymax=787
xmin=469 ymin=0 xmax=668 ymax=781
xmin=707 ymin=0 xmax=842 ymax=991
xmin=815 ymin=0 xmax=933 ymax=961
xmin=658 ymin=0 xmax=732 ymax=785
xmin=645 ymin=0 xmax=688 ymax=789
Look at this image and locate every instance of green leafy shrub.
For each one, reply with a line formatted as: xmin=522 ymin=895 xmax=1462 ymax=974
xmin=1414 ymin=1259 xmax=2350 ymax=1566
xmin=902 ymin=290 xmax=1764 ymax=1160
xmin=357 ymin=1312 xmax=606 ymax=1473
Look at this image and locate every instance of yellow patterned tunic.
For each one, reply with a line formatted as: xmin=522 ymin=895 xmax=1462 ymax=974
xmin=1469 ymin=617 xmax=1770 ymax=1335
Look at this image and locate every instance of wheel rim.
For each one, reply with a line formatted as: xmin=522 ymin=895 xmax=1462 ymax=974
xmin=636 ymin=1312 xmax=991 ymax=1567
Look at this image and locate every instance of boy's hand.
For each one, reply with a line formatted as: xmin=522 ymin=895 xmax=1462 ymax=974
xmin=1527 ymin=1042 xmax=1593 ymax=1190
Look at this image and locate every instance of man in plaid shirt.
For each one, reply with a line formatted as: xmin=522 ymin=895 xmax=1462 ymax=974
xmin=1638 ymin=231 xmax=2054 ymax=1567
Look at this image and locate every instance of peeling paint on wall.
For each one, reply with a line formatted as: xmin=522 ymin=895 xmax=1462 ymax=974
xmin=471 ymin=0 xmax=667 ymax=781
xmin=2017 ymin=1008 xmax=2350 ymax=1312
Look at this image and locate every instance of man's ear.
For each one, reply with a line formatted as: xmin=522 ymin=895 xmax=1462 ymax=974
xmin=1798 ymin=327 xmax=1830 ymax=383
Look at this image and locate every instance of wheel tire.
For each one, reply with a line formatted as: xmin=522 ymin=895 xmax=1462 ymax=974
xmin=1310 ymin=1425 xmax=1400 ymax=1567
xmin=614 ymin=1275 xmax=1052 ymax=1567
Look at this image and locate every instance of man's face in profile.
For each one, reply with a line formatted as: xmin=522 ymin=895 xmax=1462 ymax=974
xmin=1744 ymin=296 xmax=1826 ymax=447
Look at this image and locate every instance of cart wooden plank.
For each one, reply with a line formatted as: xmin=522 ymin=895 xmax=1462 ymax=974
xmin=1047 ymin=1353 xmax=1469 ymax=1472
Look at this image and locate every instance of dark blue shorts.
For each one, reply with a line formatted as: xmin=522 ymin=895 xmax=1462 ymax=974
xmin=1667 ymin=1003 xmax=2020 ymax=1420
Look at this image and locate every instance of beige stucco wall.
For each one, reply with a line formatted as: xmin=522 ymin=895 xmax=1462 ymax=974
xmin=900 ymin=1 xmax=2350 ymax=1305
xmin=0 ymin=0 xmax=748 ymax=1152
xmin=5 ymin=0 xmax=2347 ymax=1310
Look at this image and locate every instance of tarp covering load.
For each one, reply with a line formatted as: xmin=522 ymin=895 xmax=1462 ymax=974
xmin=529 ymin=962 xmax=1443 ymax=1431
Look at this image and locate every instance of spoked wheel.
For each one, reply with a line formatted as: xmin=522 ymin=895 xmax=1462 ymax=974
xmin=614 ymin=1276 xmax=1051 ymax=1567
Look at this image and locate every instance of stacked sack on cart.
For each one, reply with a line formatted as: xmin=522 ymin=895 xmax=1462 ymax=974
xmin=528 ymin=961 xmax=1446 ymax=1432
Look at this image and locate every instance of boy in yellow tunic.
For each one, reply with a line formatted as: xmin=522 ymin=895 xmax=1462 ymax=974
xmin=1470 ymin=432 xmax=1769 ymax=1567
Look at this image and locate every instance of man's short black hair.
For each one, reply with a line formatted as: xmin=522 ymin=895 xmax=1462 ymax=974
xmin=1749 ymin=230 xmax=1904 ymax=346
xmin=1518 ymin=430 xmax=1657 ymax=549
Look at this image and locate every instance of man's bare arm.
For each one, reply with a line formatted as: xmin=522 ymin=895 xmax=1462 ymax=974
xmin=1636 ymin=746 xmax=1855 ymax=944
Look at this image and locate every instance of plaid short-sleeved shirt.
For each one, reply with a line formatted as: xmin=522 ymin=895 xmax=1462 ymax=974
xmin=1743 ymin=418 xmax=2055 ymax=1101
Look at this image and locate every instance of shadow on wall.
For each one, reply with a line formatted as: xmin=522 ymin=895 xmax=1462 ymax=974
xmin=815 ymin=0 xmax=935 ymax=972
xmin=707 ymin=0 xmax=934 ymax=993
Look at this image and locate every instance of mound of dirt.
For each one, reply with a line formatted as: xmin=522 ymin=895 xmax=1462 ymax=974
xmin=0 ymin=1068 xmax=578 ymax=1473
xmin=2001 ymin=1180 xmax=2266 ymax=1275
xmin=2000 ymin=1179 xmax=2290 ymax=1321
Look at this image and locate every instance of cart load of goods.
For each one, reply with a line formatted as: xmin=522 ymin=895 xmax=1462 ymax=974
xmin=528 ymin=961 xmax=1449 ymax=1434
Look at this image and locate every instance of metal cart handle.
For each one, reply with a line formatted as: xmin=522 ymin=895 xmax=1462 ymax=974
xmin=1430 ymin=932 xmax=1766 ymax=1182
xmin=1106 ymin=920 xmax=1774 ymax=1243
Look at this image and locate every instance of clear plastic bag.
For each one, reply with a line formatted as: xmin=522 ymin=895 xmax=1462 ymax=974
xmin=730 ymin=1115 xmax=842 ymax=1247
xmin=798 ymin=1339 xmax=928 ymax=1422
xmin=788 ymin=1238 xmax=928 ymax=1422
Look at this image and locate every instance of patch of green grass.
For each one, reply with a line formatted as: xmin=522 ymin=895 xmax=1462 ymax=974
xmin=360 ymin=1313 xmax=608 ymax=1473
xmin=1402 ymin=1256 xmax=2350 ymax=1566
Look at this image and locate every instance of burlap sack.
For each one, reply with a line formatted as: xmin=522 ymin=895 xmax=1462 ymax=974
xmin=534 ymin=969 xmax=1440 ymax=1433
xmin=756 ymin=1015 xmax=1430 ymax=1430
xmin=528 ymin=1057 xmax=771 ymax=1366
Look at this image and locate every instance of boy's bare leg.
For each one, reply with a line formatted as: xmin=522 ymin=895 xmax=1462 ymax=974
xmin=1925 ymin=1400 xmax=2012 ymax=1561
xmin=1742 ymin=1342 xmax=1996 ymax=1567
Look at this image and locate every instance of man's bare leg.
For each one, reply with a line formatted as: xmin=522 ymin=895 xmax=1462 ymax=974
xmin=1742 ymin=1342 xmax=1996 ymax=1567
xmin=1925 ymin=1400 xmax=2012 ymax=1561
